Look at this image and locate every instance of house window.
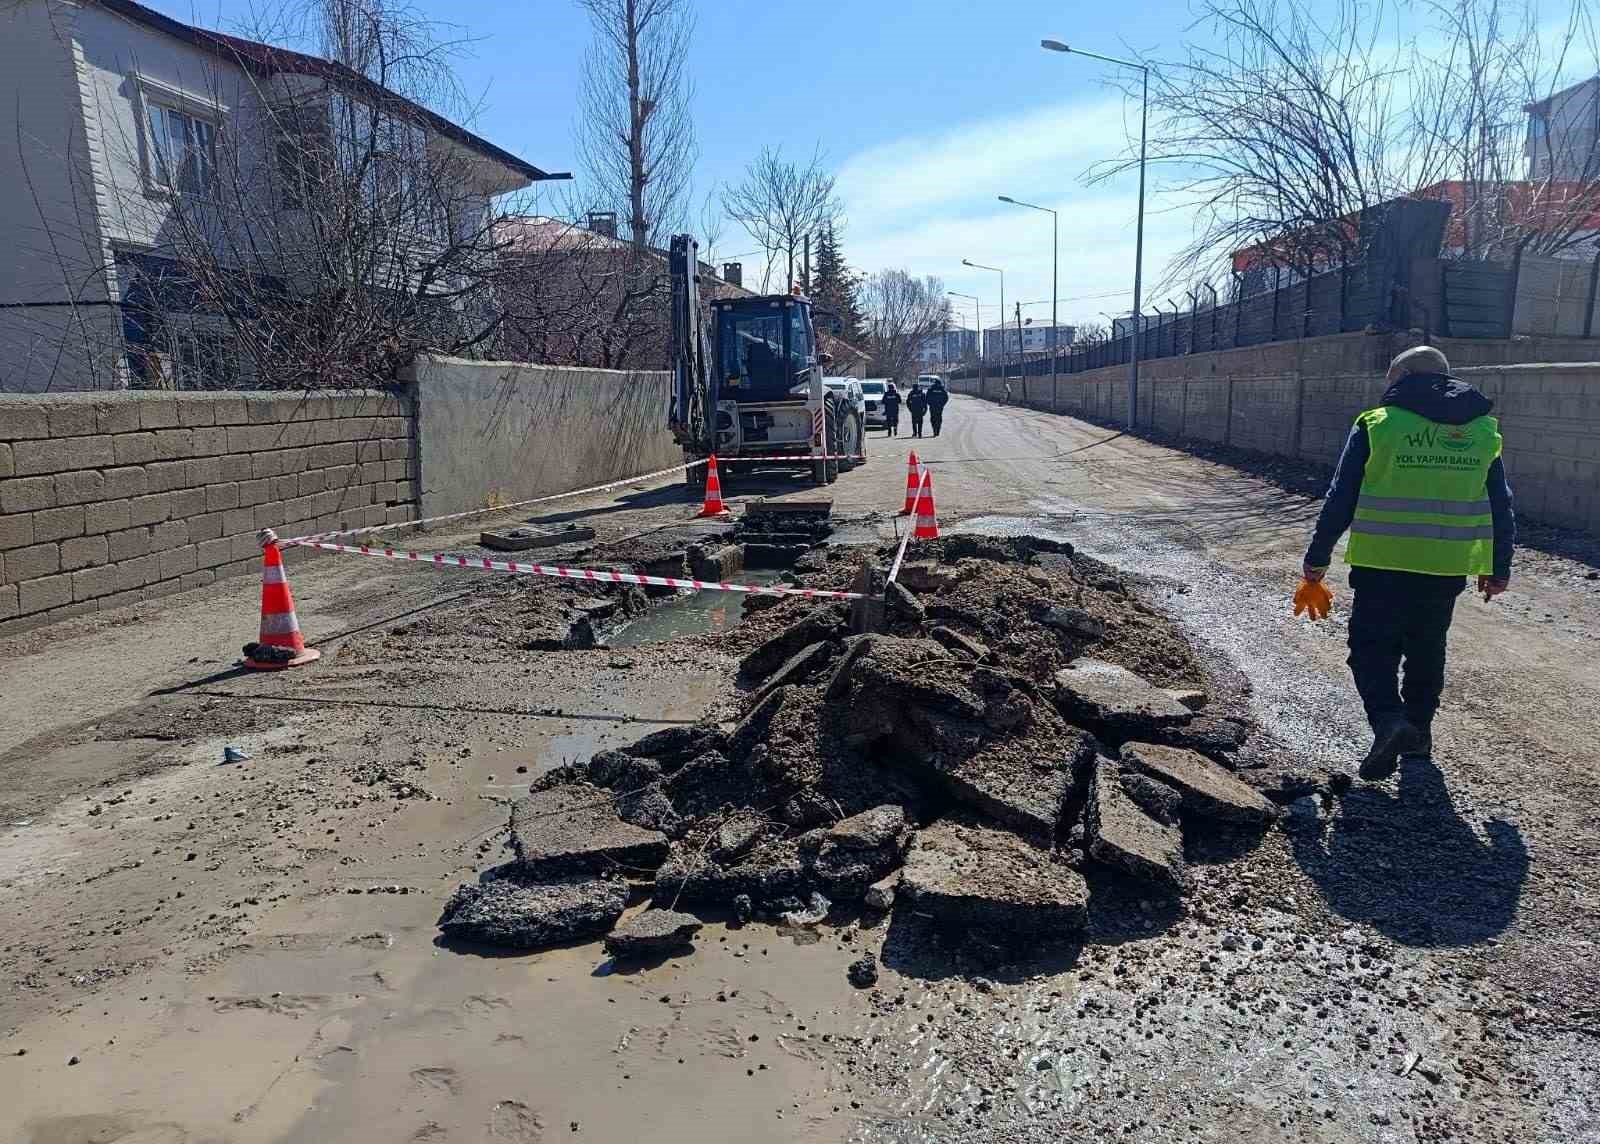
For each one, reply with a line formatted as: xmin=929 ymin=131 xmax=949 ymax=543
xmin=147 ymin=102 xmax=216 ymax=194
xmin=171 ymin=327 xmax=237 ymax=389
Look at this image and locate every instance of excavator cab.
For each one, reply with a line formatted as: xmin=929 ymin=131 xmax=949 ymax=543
xmin=712 ymin=295 xmax=818 ymax=403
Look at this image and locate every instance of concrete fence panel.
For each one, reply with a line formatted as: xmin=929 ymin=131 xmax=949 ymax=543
xmin=950 ymin=331 xmax=1600 ymax=535
xmin=406 ymin=356 xmax=680 ymax=520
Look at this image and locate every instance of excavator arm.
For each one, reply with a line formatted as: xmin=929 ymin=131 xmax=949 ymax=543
xmin=668 ymin=234 xmax=711 ymax=455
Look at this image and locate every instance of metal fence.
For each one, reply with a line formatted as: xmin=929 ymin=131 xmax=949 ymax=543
xmin=948 ymin=249 xmax=1600 ymax=382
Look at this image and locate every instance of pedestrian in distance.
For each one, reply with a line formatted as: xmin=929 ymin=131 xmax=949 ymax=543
xmin=1301 ymin=345 xmax=1515 ymax=783
xmin=1002 ymin=378 xmax=1013 ymax=405
xmin=882 ymin=381 xmax=902 ymax=437
xmin=906 ymin=381 xmax=929 ymax=438
xmin=927 ymin=378 xmax=950 ymax=437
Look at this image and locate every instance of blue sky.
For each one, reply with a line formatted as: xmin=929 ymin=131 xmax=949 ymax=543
xmin=146 ymin=0 xmax=1201 ymax=331
xmin=144 ymin=0 xmax=1584 ymax=334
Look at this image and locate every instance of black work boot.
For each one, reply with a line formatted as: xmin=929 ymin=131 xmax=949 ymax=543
xmin=1359 ymin=715 xmax=1422 ymax=781
xmin=1400 ymin=726 xmax=1433 ymax=763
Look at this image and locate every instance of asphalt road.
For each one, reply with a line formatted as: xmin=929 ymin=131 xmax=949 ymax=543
xmin=2 ymin=394 xmax=1596 ymax=1143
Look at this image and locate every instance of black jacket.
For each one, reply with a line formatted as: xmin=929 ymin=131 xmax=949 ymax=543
xmin=1304 ymin=372 xmax=1515 ymax=579
xmin=906 ymin=389 xmax=929 ymax=415
xmin=882 ymin=389 xmax=901 ymax=416
xmin=927 ymin=384 xmax=949 ymax=411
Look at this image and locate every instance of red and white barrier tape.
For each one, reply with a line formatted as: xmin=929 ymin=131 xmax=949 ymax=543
xmin=286 ymin=539 xmax=869 ymax=599
xmin=285 ymin=457 xmax=709 ymax=545
xmin=886 ymin=512 xmax=917 ymax=584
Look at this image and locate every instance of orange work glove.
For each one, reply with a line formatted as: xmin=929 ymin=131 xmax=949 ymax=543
xmin=1293 ymin=577 xmax=1333 ymax=620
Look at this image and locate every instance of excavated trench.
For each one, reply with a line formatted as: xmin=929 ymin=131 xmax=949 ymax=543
xmin=601 ymin=569 xmax=786 ymax=647
xmin=435 ymin=531 xmax=1316 ymax=983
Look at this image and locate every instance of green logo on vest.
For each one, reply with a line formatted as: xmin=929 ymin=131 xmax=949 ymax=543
xmin=1402 ymin=424 xmax=1476 ymax=452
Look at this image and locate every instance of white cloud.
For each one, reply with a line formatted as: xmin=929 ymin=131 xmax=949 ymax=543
xmin=834 ymin=96 xmax=1198 ymax=332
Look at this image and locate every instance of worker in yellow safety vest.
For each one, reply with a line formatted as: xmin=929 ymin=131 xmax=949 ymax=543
xmin=1302 ymin=345 xmax=1515 ymax=781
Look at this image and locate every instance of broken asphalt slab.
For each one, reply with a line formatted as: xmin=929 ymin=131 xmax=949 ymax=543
xmin=1120 ymin=741 xmax=1279 ymax=825
xmin=438 ymin=868 xmax=628 ymax=950
xmin=508 ymin=785 xmax=670 ymax=877
xmin=898 ymin=817 xmax=1089 ymax=937
xmin=603 ymin=909 xmax=702 ymax=959
xmin=1053 ymin=658 xmax=1193 ymax=735
xmin=1086 ymin=756 xmax=1188 ymax=891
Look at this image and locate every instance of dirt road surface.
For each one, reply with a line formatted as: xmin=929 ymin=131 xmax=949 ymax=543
xmin=3 ymin=395 xmax=1597 ymax=1143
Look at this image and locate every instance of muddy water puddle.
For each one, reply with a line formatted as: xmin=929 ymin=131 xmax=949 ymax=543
xmin=603 ymin=570 xmax=786 ymax=646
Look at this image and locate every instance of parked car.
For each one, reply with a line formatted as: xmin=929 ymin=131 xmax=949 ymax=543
xmin=821 ymin=376 xmax=868 ymax=466
xmin=859 ymin=378 xmax=892 ymax=429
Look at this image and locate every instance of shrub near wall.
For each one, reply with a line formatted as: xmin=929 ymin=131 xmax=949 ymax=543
xmin=0 ymin=389 xmax=417 ymax=635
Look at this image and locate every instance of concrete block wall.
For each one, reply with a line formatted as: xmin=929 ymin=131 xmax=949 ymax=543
xmin=405 ymin=356 xmax=681 ymax=519
xmin=0 ymin=389 xmax=417 ymax=634
xmin=949 ymin=340 xmax=1600 ymax=534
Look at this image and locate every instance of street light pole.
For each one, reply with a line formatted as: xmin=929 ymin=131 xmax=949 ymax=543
xmin=947 ymin=291 xmax=982 ymax=390
xmin=962 ymin=258 xmax=1005 ymax=393
xmin=1042 ymin=38 xmax=1148 ymax=428
xmin=999 ymin=194 xmax=1059 ymax=411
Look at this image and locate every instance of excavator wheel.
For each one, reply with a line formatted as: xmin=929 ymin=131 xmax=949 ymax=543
xmin=814 ymin=401 xmax=843 ymax=485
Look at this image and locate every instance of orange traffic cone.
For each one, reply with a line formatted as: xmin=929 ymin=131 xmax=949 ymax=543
xmin=898 ymin=450 xmax=921 ymax=515
xmin=243 ymin=529 xmax=321 ymax=670
xmin=697 ymin=454 xmax=730 ymax=517
xmin=912 ymin=471 xmax=939 ymax=539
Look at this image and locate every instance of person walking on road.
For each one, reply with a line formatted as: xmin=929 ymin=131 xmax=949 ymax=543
xmin=927 ymin=378 xmax=950 ymax=437
xmin=906 ymin=381 xmax=929 ymax=438
xmin=1301 ymin=345 xmax=1515 ymax=782
xmin=882 ymin=381 xmax=902 ymax=437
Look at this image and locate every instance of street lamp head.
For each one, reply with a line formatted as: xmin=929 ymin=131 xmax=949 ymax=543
xmin=1041 ymin=39 xmax=1070 ymax=53
xmin=997 ymin=195 xmax=1015 ymax=204
xmin=961 ymin=258 xmax=975 ymax=267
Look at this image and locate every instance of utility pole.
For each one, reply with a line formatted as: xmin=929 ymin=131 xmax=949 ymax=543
xmin=802 ymin=233 xmax=811 ymax=293
xmin=961 ymin=260 xmax=1005 ymax=394
xmin=1042 ymin=39 xmax=1149 ymax=427
xmin=948 ymin=291 xmax=981 ymax=391
xmin=1015 ymin=300 xmax=1024 ymax=401
xmin=997 ymin=196 xmax=1059 ymax=408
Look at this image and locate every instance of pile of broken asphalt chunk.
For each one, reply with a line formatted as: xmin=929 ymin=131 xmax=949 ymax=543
xmin=438 ymin=534 xmax=1283 ymax=967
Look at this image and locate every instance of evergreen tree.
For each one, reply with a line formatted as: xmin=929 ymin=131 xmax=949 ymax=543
xmin=810 ymin=224 xmax=866 ymax=342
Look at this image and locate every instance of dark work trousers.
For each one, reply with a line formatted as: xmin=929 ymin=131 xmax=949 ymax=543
xmin=910 ymin=412 xmax=925 ymax=437
xmin=929 ymin=408 xmax=944 ymax=436
xmin=1346 ymin=566 xmax=1467 ymax=732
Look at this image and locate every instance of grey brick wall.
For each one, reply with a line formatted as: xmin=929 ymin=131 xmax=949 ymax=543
xmin=948 ymin=340 xmax=1600 ymax=535
xmin=0 ymin=389 xmax=417 ymax=634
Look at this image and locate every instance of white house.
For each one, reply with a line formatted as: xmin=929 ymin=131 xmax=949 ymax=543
xmin=981 ymin=321 xmax=1074 ymax=361
xmin=913 ymin=327 xmax=977 ymax=365
xmin=1526 ymin=76 xmax=1600 ymax=182
xmin=0 ymin=0 xmax=554 ymax=392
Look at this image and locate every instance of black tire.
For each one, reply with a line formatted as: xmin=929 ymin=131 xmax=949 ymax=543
xmin=841 ymin=413 xmax=864 ymax=469
xmin=685 ymin=453 xmax=708 ymax=496
xmin=825 ymin=403 xmax=842 ymax=483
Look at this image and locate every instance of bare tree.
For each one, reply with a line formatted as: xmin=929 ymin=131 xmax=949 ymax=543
xmin=862 ymin=269 xmax=949 ymax=380
xmin=722 ymin=145 xmax=842 ymax=292
xmin=697 ymin=187 xmax=727 ymax=267
xmin=9 ymin=0 xmax=550 ymax=391
xmin=572 ymin=0 xmax=697 ymax=253
xmin=1414 ymin=0 xmax=1600 ymax=259
xmin=1110 ymin=0 xmax=1599 ymax=288
xmin=496 ymin=214 xmax=680 ymax=368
